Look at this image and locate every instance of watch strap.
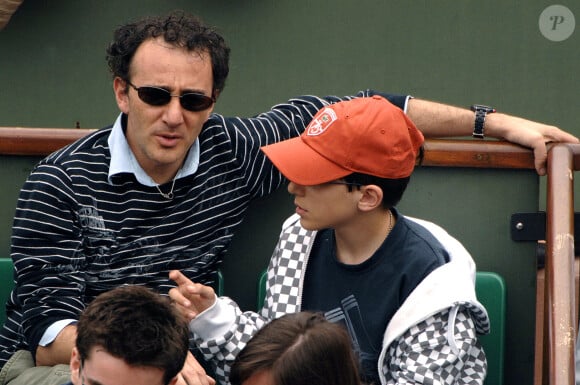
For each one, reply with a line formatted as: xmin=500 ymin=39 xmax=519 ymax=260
xmin=470 ymin=104 xmax=496 ymax=139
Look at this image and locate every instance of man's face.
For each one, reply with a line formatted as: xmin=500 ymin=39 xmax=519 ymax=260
xmin=113 ymin=37 xmax=215 ymax=184
xmin=70 ymin=347 xmax=171 ymax=385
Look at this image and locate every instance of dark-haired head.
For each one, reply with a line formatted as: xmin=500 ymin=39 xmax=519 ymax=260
xmin=106 ymin=11 xmax=230 ymax=96
xmin=75 ymin=285 xmax=190 ymax=385
xmin=230 ymin=312 xmax=361 ymax=385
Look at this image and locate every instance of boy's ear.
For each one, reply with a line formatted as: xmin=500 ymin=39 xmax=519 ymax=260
xmin=70 ymin=347 xmax=80 ymax=370
xmin=357 ymin=185 xmax=383 ymax=212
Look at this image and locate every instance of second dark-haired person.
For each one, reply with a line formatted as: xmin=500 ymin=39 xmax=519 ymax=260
xmin=230 ymin=312 xmax=362 ymax=385
xmin=67 ymin=285 xmax=192 ymax=385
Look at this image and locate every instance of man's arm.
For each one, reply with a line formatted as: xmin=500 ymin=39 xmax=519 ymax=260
xmin=406 ymin=98 xmax=579 ymax=175
xmin=35 ymin=324 xmax=77 ymax=366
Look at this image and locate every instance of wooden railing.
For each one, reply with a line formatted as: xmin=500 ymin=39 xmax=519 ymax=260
xmin=0 ymin=126 xmax=575 ymax=385
xmin=0 ymin=127 xmax=95 ymax=156
xmin=0 ymin=126 xmax=537 ymax=168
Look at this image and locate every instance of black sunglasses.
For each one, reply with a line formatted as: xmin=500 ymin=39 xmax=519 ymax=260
xmin=126 ymin=80 xmax=215 ymax=112
xmin=325 ymin=181 xmax=364 ymax=187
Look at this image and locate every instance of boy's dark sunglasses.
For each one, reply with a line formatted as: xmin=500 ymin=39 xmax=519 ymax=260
xmin=326 ymin=181 xmax=364 ymax=187
xmin=126 ymin=80 xmax=215 ymax=112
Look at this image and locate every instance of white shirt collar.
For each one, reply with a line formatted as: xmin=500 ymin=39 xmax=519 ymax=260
xmin=107 ymin=113 xmax=200 ymax=186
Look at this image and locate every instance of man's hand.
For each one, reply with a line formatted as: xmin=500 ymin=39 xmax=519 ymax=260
xmin=169 ymin=270 xmax=217 ymax=321
xmin=175 ymin=351 xmax=216 ymax=385
xmin=485 ymin=112 xmax=579 ymax=176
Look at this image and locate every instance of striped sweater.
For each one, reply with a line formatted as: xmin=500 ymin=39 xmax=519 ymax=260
xmin=0 ymin=90 xmax=405 ymax=367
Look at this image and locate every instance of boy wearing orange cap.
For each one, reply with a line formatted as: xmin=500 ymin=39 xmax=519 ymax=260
xmin=170 ymin=96 xmax=489 ymax=385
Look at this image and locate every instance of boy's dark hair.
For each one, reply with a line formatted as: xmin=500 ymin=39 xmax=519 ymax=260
xmin=343 ymin=173 xmax=410 ymax=209
xmin=343 ymin=146 xmax=424 ymax=208
xmin=230 ymin=312 xmax=361 ymax=385
xmin=106 ymin=10 xmax=230 ymax=95
xmin=76 ymin=285 xmax=190 ymax=385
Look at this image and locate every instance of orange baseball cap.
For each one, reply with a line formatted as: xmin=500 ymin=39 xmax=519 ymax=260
xmin=261 ymin=95 xmax=424 ymax=185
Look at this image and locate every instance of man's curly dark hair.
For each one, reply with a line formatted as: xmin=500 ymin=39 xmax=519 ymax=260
xmin=106 ymin=10 xmax=230 ymax=95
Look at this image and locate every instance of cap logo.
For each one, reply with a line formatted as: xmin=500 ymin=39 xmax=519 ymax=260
xmin=306 ymin=107 xmax=337 ymax=136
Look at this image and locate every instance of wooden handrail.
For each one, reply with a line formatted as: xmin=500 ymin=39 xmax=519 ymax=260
xmin=0 ymin=127 xmax=95 ymax=156
xmin=0 ymin=127 xmax=536 ymax=170
xmin=422 ymin=138 xmax=535 ymax=169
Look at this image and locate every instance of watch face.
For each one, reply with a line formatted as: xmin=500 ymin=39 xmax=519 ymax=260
xmin=471 ymin=104 xmax=496 ymax=113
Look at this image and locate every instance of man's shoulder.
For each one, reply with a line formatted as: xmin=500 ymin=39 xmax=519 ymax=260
xmin=43 ymin=127 xmax=111 ymax=164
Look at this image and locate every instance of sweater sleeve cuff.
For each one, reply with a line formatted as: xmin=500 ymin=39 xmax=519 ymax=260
xmin=371 ymin=91 xmax=410 ymax=111
xmin=189 ymin=296 xmax=236 ymax=340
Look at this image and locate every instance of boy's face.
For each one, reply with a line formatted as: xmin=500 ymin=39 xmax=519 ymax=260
xmin=287 ymin=181 xmax=361 ymax=230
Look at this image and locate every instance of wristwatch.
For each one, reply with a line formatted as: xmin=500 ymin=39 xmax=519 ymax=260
xmin=470 ymin=104 xmax=496 ymax=139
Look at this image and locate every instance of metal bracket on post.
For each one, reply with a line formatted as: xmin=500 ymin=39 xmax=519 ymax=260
xmin=511 ymin=211 xmax=579 ymax=267
xmin=511 ymin=212 xmax=547 ymax=242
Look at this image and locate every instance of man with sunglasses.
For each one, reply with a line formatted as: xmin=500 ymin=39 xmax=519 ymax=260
xmin=0 ymin=9 xmax=576 ymax=385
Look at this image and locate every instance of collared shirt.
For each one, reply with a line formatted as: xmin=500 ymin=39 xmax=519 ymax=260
xmin=108 ymin=113 xmax=200 ymax=186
